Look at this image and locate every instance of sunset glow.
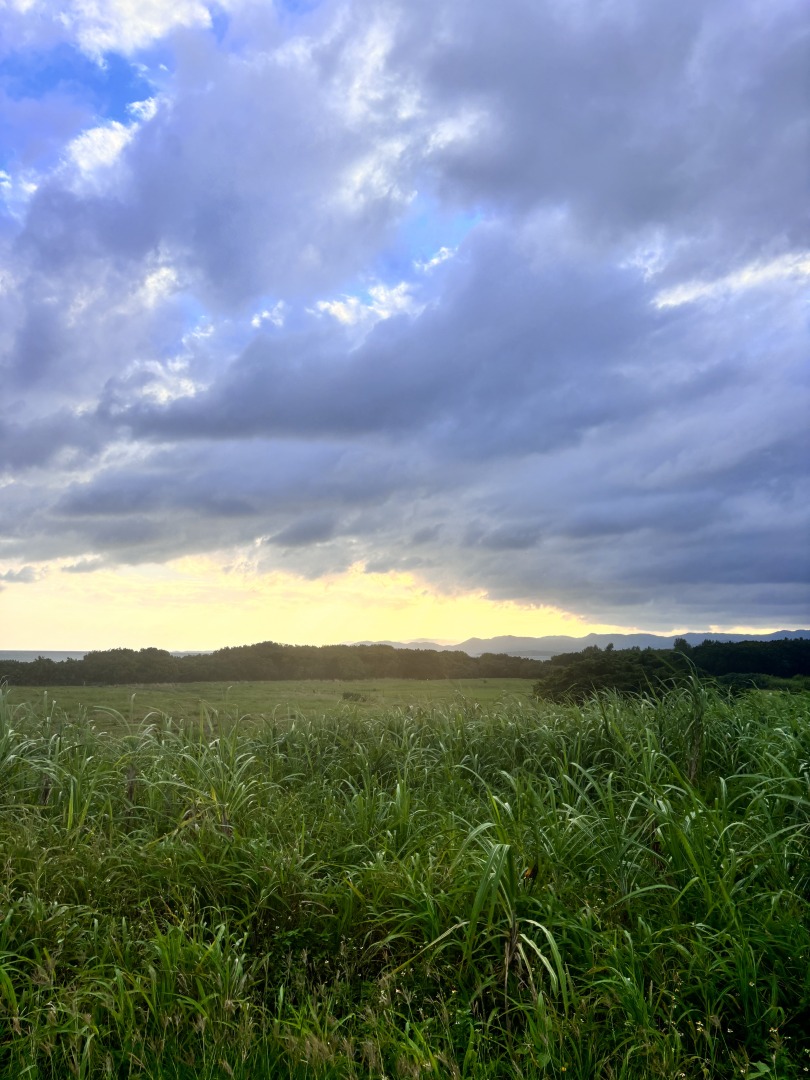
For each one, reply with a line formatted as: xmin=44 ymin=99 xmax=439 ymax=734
xmin=3 ymin=558 xmax=625 ymax=651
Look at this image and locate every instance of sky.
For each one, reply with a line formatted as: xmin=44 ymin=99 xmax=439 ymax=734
xmin=0 ymin=0 xmax=808 ymax=650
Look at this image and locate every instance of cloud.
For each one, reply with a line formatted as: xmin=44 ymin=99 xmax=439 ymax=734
xmin=65 ymin=119 xmax=133 ymax=175
xmin=2 ymin=213 xmax=802 ymax=629
xmin=655 ymin=252 xmax=810 ymax=309
xmin=0 ymin=0 xmax=806 ymax=632
xmin=0 ymin=0 xmax=213 ymax=58
xmin=402 ymin=0 xmax=809 ymax=269
xmin=61 ymin=557 xmax=105 ymax=573
xmin=0 ymin=565 xmax=40 ymax=583
xmin=415 ymin=246 xmax=454 ymax=272
xmin=266 ymin=513 xmax=338 ymax=547
xmin=251 ymin=302 xmax=287 ymax=329
xmin=314 ymin=281 xmax=420 ymax=328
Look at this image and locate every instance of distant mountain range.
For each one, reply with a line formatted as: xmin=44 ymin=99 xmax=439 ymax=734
xmin=353 ymin=630 xmax=810 ymax=659
xmin=4 ymin=631 xmax=808 ymax=667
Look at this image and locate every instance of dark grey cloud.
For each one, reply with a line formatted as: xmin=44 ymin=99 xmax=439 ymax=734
xmin=266 ymin=514 xmax=338 ymax=547
xmin=0 ymin=409 xmax=112 ymax=470
xmin=117 ymin=227 xmax=664 ymax=450
xmin=61 ymin=557 xmax=105 ymax=574
xmin=387 ymin=0 xmax=809 ymax=271
xmin=0 ymin=565 xmax=39 ymax=583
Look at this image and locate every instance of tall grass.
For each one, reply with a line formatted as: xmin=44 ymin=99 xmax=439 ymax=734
xmin=0 ymin=683 xmax=807 ymax=1077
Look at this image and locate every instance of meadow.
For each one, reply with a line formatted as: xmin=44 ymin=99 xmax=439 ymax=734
xmin=0 ymin=680 xmax=807 ymax=1078
xmin=2 ymin=679 xmax=534 ymax=730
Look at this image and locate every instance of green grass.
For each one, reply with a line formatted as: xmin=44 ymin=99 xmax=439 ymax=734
xmin=3 ymin=678 xmax=534 ymax=731
xmin=0 ymin=681 xmax=807 ymax=1078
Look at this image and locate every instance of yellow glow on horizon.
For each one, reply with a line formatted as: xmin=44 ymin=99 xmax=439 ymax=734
xmin=1 ymin=556 xmax=625 ymax=651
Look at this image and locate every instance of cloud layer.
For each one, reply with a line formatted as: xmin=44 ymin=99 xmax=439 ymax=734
xmin=1 ymin=0 xmax=807 ymax=631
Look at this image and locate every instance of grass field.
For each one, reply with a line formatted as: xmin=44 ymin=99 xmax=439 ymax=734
xmin=0 ymin=680 xmax=807 ymax=1078
xmin=3 ymin=678 xmax=534 ymax=731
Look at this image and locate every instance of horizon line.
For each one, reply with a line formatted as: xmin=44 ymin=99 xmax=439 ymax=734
xmin=3 ymin=627 xmax=808 ymax=655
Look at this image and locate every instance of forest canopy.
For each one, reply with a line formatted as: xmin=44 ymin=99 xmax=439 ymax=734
xmin=0 ymin=642 xmax=542 ymax=686
xmin=531 ymin=637 xmax=810 ymax=700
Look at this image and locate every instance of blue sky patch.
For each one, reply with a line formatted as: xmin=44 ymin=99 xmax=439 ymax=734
xmin=374 ymin=198 xmax=483 ymax=282
xmin=0 ymin=44 xmax=155 ymax=124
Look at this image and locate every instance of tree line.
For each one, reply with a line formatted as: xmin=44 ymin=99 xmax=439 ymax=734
xmin=531 ymin=637 xmax=810 ymax=701
xmin=0 ymin=641 xmax=545 ymax=686
xmin=0 ymin=636 xmax=807 ymax=690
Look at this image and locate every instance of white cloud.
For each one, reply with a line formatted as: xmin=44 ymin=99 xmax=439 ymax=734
xmin=133 ymin=359 xmax=201 ymax=405
xmin=66 ymin=284 xmax=105 ymax=325
xmin=61 ymin=98 xmax=163 ymax=192
xmin=426 ymin=108 xmax=489 ymax=154
xmin=0 ymin=168 xmax=39 ymax=219
xmin=337 ymin=19 xmax=420 ymax=127
xmin=251 ymin=302 xmax=287 ymax=329
xmin=0 ymin=0 xmax=219 ymax=57
xmin=0 ymin=0 xmax=39 ymax=14
xmin=415 ymin=246 xmax=455 ymax=272
xmin=183 ymin=321 xmax=215 ymax=343
xmin=61 ymin=0 xmax=211 ymax=56
xmin=620 ymin=232 xmax=669 ymax=280
xmin=336 ymin=137 xmax=414 ymax=214
xmin=64 ymin=262 xmax=178 ymax=327
xmin=126 ymin=97 xmax=159 ymax=122
xmin=655 ymin=252 xmax=810 ymax=308
xmin=137 ymin=266 xmax=180 ymax=309
xmin=314 ymin=295 xmax=365 ymax=325
xmin=314 ymin=282 xmax=421 ymax=327
xmin=66 ymin=119 xmax=133 ymax=176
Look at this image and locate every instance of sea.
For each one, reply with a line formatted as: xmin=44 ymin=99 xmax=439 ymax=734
xmin=0 ymin=651 xmax=88 ymax=662
xmin=0 ymin=651 xmax=208 ymax=662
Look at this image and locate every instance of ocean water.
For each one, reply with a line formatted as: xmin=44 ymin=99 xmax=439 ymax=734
xmin=0 ymin=651 xmax=88 ymax=662
xmin=0 ymin=651 xmax=207 ymax=662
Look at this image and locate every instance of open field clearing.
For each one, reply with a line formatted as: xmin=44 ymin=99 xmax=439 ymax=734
xmin=0 ymin=683 xmax=808 ymax=1078
xmin=2 ymin=679 xmax=534 ymax=732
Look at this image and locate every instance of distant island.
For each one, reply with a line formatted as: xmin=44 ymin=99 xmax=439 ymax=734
xmin=354 ymin=629 xmax=810 ymax=658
